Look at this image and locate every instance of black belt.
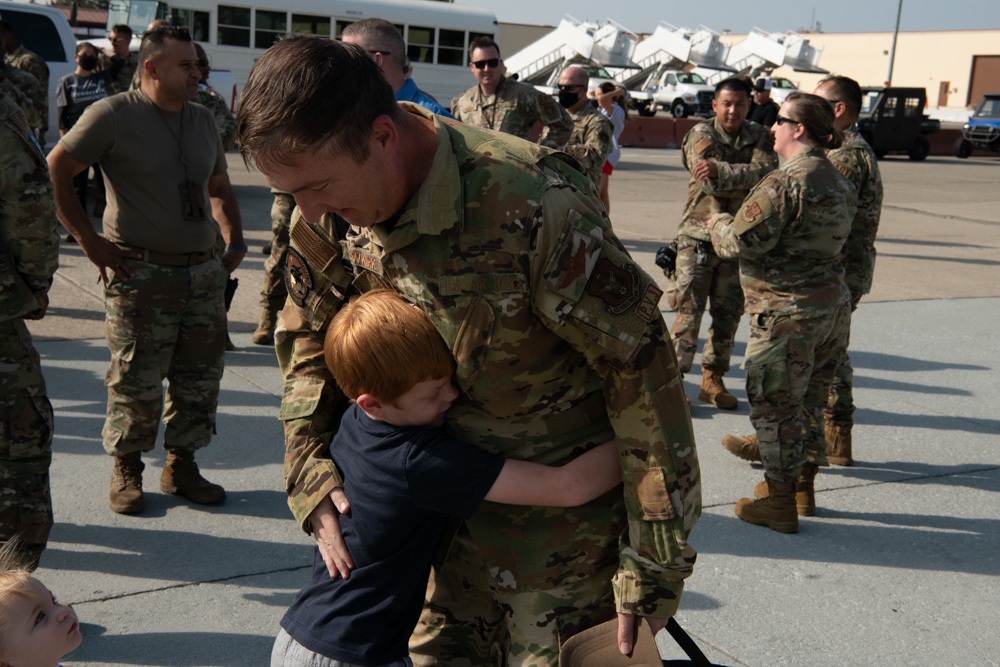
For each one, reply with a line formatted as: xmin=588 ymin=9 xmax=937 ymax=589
xmin=118 ymin=244 xmax=216 ymax=267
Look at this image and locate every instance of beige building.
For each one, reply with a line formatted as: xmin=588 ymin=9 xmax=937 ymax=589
xmin=731 ymin=29 xmax=1000 ymax=110
xmin=497 ymin=23 xmax=1000 ymax=111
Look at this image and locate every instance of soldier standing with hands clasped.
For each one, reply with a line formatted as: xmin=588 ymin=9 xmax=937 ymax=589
xmin=666 ymin=77 xmax=777 ymax=410
xmin=47 ymin=26 xmax=245 ymax=515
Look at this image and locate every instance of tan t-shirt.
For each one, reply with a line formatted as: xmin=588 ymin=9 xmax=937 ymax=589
xmin=59 ymin=90 xmax=226 ymax=254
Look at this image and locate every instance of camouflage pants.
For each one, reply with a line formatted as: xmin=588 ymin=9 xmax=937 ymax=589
xmin=744 ymin=304 xmax=851 ymax=482
xmin=410 ymin=494 xmax=622 ymax=666
xmin=259 ymin=190 xmax=293 ymax=313
xmin=0 ymin=318 xmax=54 ymax=564
xmin=667 ymin=236 xmax=744 ymax=374
xmin=825 ymin=296 xmax=862 ymax=426
xmin=102 ymin=258 xmax=227 ymax=456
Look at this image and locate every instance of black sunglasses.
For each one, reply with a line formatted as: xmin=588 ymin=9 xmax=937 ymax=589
xmin=471 ymin=58 xmax=500 ymax=70
xmin=558 ymin=84 xmax=583 ymax=92
xmin=775 ymin=115 xmax=801 ymax=126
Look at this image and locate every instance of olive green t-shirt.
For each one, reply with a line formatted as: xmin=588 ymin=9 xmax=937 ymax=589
xmin=59 ymin=90 xmax=226 ymax=254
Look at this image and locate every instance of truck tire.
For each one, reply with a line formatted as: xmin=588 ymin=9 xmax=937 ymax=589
xmin=636 ymin=104 xmax=656 ymax=117
xmin=671 ymin=100 xmax=689 ymax=119
xmin=908 ymin=135 xmax=930 ymax=161
xmin=953 ymin=137 xmax=972 ymax=159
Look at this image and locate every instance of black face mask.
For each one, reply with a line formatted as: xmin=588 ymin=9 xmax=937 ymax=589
xmin=78 ymin=55 xmax=98 ymax=71
xmin=558 ymin=90 xmax=580 ymax=109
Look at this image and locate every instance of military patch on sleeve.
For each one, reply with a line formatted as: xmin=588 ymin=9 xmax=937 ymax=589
xmin=284 ymin=247 xmax=313 ymax=307
xmin=586 ymin=258 xmax=641 ymax=315
xmin=743 ymin=201 xmax=763 ymax=221
xmin=634 ymin=282 xmax=663 ymax=323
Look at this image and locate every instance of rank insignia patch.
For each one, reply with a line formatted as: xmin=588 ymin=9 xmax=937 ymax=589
xmin=285 ymin=247 xmax=313 ymax=307
xmin=587 ymin=259 xmax=640 ymax=315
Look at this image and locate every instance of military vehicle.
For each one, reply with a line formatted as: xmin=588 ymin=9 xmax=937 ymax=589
xmin=857 ymin=87 xmax=939 ymax=161
xmin=954 ymin=93 xmax=1000 ymax=158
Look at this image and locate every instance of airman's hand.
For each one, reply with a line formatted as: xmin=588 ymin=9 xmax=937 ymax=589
xmin=308 ymin=490 xmax=354 ymax=580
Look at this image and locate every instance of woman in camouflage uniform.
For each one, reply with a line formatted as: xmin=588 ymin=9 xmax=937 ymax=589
xmin=709 ymin=92 xmax=857 ymax=533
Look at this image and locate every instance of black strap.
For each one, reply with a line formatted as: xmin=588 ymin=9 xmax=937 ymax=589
xmin=665 ymin=617 xmax=712 ymax=666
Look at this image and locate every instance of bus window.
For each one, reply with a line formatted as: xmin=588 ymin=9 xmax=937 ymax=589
xmin=407 ymin=25 xmax=434 ymax=64
xmin=255 ymin=9 xmax=287 ymax=48
xmin=438 ymin=29 xmax=465 ymax=66
xmin=218 ymin=5 xmax=251 ymax=47
xmin=292 ymin=14 xmax=330 ymax=37
xmin=335 ymin=20 xmax=354 ymax=38
xmin=174 ymin=8 xmax=211 ymax=42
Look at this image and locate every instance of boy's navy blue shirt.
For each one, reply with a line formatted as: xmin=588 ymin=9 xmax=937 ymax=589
xmin=281 ymin=403 xmax=504 ymax=665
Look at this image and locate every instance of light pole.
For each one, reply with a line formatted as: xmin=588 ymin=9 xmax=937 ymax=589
xmin=886 ymin=0 xmax=903 ymax=85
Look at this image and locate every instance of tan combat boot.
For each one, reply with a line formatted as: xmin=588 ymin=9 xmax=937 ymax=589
xmin=252 ymin=307 xmax=277 ymax=346
xmin=109 ymin=452 xmax=145 ymax=514
xmin=722 ymin=433 xmax=761 ymax=462
xmin=160 ymin=450 xmax=226 ymax=505
xmin=825 ymin=421 xmax=853 ymax=466
xmin=754 ymin=463 xmax=818 ymax=516
xmin=735 ymin=478 xmax=798 ymax=533
xmin=698 ymin=368 xmax=738 ymax=409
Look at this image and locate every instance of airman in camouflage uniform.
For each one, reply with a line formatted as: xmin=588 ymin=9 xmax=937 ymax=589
xmin=0 ymin=92 xmax=59 ymax=569
xmin=815 ymin=76 xmax=884 ymax=466
xmin=710 ymin=93 xmax=856 ymax=533
xmin=193 ymin=42 xmax=235 ymax=151
xmin=556 ymin=66 xmax=613 ymax=189
xmin=100 ymin=24 xmax=139 ymax=95
xmin=0 ymin=60 xmax=41 ymax=135
xmin=2 ymin=21 xmax=49 ymax=144
xmin=452 ymin=36 xmax=573 ymax=149
xmin=669 ymin=78 xmax=777 ymax=409
xmin=237 ymin=37 xmax=699 ymax=666
xmin=252 ymin=189 xmax=292 ymax=345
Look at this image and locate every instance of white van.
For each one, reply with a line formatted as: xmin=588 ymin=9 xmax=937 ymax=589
xmin=0 ymin=1 xmax=77 ymax=147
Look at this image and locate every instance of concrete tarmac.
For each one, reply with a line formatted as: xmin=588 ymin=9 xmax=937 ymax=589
xmin=29 ymin=148 xmax=1000 ymax=666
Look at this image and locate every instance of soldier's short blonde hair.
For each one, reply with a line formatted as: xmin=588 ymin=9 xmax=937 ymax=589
xmin=324 ymin=290 xmax=455 ymax=405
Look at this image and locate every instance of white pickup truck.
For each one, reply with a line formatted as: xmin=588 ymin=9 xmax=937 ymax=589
xmin=631 ymin=70 xmax=715 ymax=119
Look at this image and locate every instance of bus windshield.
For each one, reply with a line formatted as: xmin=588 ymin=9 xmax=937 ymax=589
xmin=107 ymin=0 xmax=167 ymax=35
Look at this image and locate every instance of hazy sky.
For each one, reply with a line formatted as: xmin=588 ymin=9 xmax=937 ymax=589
xmin=454 ymin=0 xmax=1000 ymax=34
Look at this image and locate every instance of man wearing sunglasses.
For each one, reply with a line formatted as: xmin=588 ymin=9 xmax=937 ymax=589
xmin=452 ymin=36 xmax=572 ymax=149
xmin=667 ymin=77 xmax=777 ymax=413
xmin=555 ymin=65 xmax=613 ymax=188
xmin=99 ymin=24 xmax=138 ymax=95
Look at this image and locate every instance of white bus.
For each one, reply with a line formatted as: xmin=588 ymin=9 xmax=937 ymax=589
xmin=104 ymin=0 xmax=497 ymax=106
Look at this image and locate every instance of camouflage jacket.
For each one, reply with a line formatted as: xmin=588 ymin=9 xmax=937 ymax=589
xmin=679 ymin=117 xmax=777 ymax=242
xmin=827 ymin=126 xmax=883 ymax=301
xmin=0 ymin=93 xmax=58 ymax=321
xmin=195 ymin=86 xmax=236 ymax=151
xmin=565 ymin=103 xmax=613 ymax=188
xmin=277 ymin=104 xmax=700 ymax=618
xmin=0 ymin=61 xmax=41 ymax=130
xmin=7 ymin=46 xmax=48 ymax=123
xmin=99 ymin=52 xmax=139 ymax=95
xmin=709 ymin=146 xmax=856 ymax=318
xmin=451 ymin=77 xmax=573 ymax=149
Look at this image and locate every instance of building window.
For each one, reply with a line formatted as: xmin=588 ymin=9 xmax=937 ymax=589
xmin=407 ymin=25 xmax=435 ymax=64
xmin=255 ymin=9 xmax=287 ymax=48
xmin=438 ymin=29 xmax=465 ymax=66
xmin=292 ymin=13 xmax=330 ymax=37
xmin=217 ymin=6 xmax=250 ymax=47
